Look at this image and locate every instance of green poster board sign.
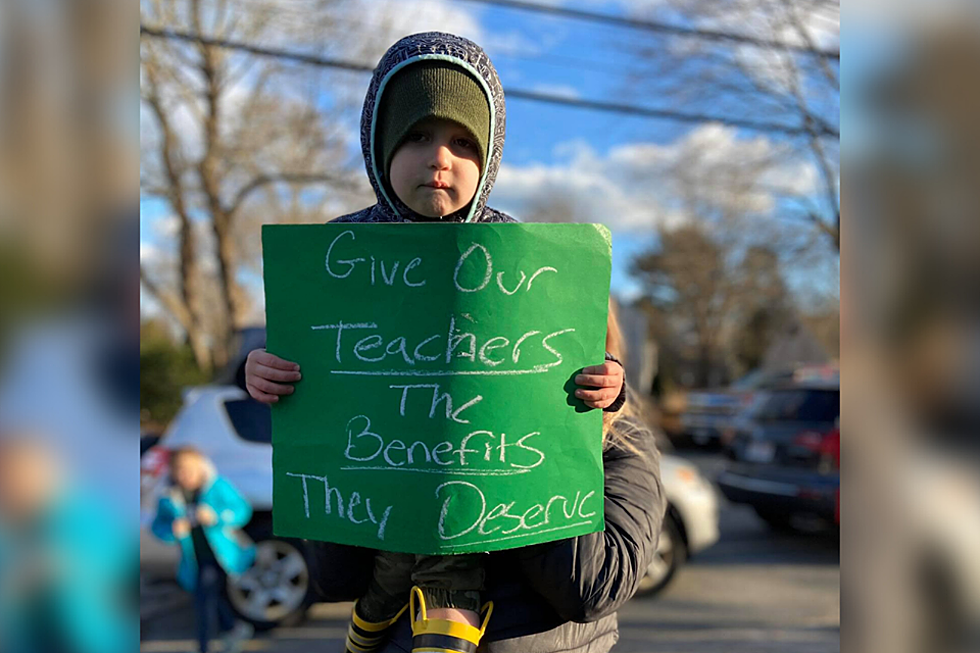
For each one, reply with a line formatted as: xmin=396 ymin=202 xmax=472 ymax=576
xmin=263 ymin=223 xmax=612 ymax=554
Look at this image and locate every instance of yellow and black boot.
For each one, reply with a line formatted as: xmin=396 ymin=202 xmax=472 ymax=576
xmin=410 ymin=587 xmax=493 ymax=653
xmin=345 ymin=600 xmax=409 ymax=653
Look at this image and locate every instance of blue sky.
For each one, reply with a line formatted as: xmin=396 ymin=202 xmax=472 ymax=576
xmin=141 ymin=0 xmax=839 ymax=321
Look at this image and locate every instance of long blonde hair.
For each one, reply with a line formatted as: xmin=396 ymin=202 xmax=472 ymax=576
xmin=601 ymin=300 xmax=647 ymax=454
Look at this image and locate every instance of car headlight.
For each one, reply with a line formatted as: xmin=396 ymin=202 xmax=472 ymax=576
xmin=676 ymin=467 xmax=712 ymax=492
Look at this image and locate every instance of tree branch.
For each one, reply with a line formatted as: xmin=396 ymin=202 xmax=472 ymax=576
xmin=807 ymin=210 xmax=840 ymax=249
xmin=140 ymin=265 xmax=193 ymax=333
xmin=781 ymin=0 xmax=839 ymax=91
xmin=228 ymin=172 xmax=349 ymax=218
xmin=142 ymin=59 xmax=200 ymax=312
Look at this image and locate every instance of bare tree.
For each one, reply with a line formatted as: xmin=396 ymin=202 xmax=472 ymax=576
xmin=624 ymin=0 xmax=839 ymax=250
xmin=139 ymin=0 xmax=376 ymax=371
xmin=632 ymin=223 xmax=734 ymax=387
xmin=729 ymin=245 xmax=793 ymax=373
xmin=632 ymin=223 xmax=807 ymax=385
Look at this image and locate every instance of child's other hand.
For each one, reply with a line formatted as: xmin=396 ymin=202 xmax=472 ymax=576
xmin=173 ymin=519 xmax=190 ymax=538
xmin=244 ymin=349 xmax=301 ymax=404
xmin=574 ymin=361 xmax=624 ymax=409
xmin=196 ymin=506 xmax=218 ymax=527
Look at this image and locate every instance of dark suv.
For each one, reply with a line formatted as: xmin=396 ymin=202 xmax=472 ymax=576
xmin=717 ymin=377 xmax=840 ymax=531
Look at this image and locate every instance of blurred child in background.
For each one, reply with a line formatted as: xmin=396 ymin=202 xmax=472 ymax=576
xmin=151 ymin=447 xmax=256 ymax=653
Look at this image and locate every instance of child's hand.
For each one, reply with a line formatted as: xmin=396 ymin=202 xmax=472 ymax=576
xmin=574 ymin=361 xmax=624 ymax=409
xmin=173 ymin=519 xmax=190 ymax=539
xmin=196 ymin=506 xmax=218 ymax=527
xmin=244 ymin=349 xmax=302 ymax=404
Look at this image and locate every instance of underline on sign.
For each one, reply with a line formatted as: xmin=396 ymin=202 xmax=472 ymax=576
xmin=439 ymin=522 xmax=594 ymax=549
xmin=340 ymin=466 xmax=531 ymax=476
xmin=330 ymin=368 xmax=552 ymax=377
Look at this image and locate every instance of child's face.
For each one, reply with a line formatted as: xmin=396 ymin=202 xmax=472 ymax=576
xmin=172 ymin=455 xmax=206 ymax=491
xmin=389 ymin=117 xmax=481 ymax=218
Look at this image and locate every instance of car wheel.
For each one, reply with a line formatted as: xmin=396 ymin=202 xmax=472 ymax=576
xmin=635 ymin=515 xmax=687 ymax=596
xmin=226 ymin=536 xmax=314 ymax=630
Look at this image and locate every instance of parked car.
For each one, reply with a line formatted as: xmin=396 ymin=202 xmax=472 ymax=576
xmin=636 ymin=450 xmax=720 ymax=595
xmin=679 ymin=389 xmax=743 ymax=447
xmin=680 ymin=368 xmax=797 ymax=448
xmin=717 ymin=373 xmax=840 ymax=532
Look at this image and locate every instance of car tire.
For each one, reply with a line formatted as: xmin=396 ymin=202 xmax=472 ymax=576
xmin=635 ymin=514 xmax=686 ymax=596
xmin=225 ymin=526 xmax=316 ymax=631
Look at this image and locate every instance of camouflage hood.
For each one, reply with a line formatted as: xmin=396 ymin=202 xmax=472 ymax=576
xmin=332 ymin=32 xmax=514 ymax=224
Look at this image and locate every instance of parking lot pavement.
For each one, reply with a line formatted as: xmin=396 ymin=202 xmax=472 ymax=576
xmin=141 ymin=451 xmax=839 ymax=653
xmin=615 ymin=509 xmax=839 ymax=652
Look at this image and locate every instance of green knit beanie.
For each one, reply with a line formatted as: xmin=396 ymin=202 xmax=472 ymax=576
xmin=377 ymin=61 xmax=490 ymax=179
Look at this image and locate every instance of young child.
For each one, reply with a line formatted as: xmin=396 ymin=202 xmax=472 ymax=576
xmin=151 ymin=447 xmax=256 ymax=653
xmin=244 ymin=32 xmax=627 ymax=653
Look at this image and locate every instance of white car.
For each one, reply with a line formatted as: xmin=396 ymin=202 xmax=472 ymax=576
xmin=142 ymin=386 xmax=720 ymax=628
xmin=636 ymin=451 xmax=720 ymax=595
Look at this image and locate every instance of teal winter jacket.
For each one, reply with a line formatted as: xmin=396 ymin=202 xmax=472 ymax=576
xmin=151 ymin=472 xmax=255 ymax=591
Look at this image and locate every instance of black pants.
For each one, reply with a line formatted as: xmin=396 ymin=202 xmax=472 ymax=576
xmin=356 ymin=552 xmax=484 ymax=622
xmin=194 ymin=558 xmax=236 ymax=653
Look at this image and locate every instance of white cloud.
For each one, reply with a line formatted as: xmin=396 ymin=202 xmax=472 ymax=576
xmin=140 ymin=243 xmax=166 ymax=318
xmin=762 ymin=157 xmax=821 ymax=196
xmin=493 ymin=123 xmax=818 ymax=232
xmin=480 ymin=30 xmax=545 ymax=57
xmin=140 ymin=286 xmax=162 ymax=318
xmin=529 ymin=83 xmax=581 ymax=100
xmin=140 ymin=242 xmax=162 ymax=264
xmin=151 ymin=214 xmax=180 ymax=239
xmin=641 ymin=1 xmax=838 ymax=92
xmin=718 ymin=4 xmax=838 ymax=92
xmin=139 ymin=219 xmax=219 ymax=275
xmin=355 ymin=0 xmax=485 ymax=62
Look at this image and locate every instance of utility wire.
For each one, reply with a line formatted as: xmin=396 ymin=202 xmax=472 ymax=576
xmin=456 ymin=0 xmax=840 ymax=59
xmin=140 ymin=25 xmax=837 ymax=138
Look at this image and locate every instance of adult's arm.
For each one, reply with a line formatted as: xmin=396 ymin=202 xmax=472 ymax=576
xmin=516 ymin=430 xmax=666 ymax=623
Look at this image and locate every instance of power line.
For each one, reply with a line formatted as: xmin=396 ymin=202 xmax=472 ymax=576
xmin=504 ymin=89 xmax=828 ymax=136
xmin=198 ymin=0 xmax=642 ymax=77
xmin=141 ymin=25 xmax=375 ymax=74
xmin=456 ymin=0 xmax=840 ymax=59
xmin=140 ymin=25 xmax=834 ymax=138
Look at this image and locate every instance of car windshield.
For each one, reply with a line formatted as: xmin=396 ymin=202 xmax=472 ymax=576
xmin=752 ymin=388 xmax=839 ymax=423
